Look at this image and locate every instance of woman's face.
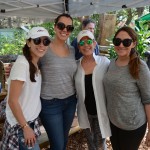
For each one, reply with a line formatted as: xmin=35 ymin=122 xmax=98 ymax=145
xmin=78 ymin=36 xmax=96 ymax=57
xmin=114 ymin=31 xmax=136 ymax=58
xmin=54 ymin=16 xmax=73 ymax=41
xmin=83 ymin=23 xmax=95 ymax=34
xmin=27 ymin=36 xmax=50 ymax=59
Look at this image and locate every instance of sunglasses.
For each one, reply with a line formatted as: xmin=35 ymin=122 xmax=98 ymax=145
xmin=32 ymin=37 xmax=51 ymax=46
xmin=79 ymin=39 xmax=93 ymax=46
xmin=56 ymin=22 xmax=74 ymax=32
xmin=113 ymin=38 xmax=133 ymax=47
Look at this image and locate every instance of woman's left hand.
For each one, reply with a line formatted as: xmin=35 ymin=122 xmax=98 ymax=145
xmin=145 ymin=130 xmax=150 ymax=147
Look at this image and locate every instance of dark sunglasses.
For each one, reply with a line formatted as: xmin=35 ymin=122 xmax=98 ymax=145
xmin=56 ymin=22 xmax=74 ymax=32
xmin=32 ymin=37 xmax=51 ymax=46
xmin=79 ymin=39 xmax=93 ymax=46
xmin=113 ymin=38 xmax=133 ymax=47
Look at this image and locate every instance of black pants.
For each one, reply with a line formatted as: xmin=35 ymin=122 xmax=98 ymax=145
xmin=110 ymin=122 xmax=147 ymax=150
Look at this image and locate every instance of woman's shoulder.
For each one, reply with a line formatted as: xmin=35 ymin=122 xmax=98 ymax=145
xmin=94 ymin=55 xmax=110 ymax=64
xmin=67 ymin=44 xmax=76 ymax=56
xmin=15 ymin=55 xmax=28 ymax=66
xmin=140 ymin=59 xmax=147 ymax=65
xmin=139 ymin=59 xmax=149 ymax=70
xmin=68 ymin=44 xmax=75 ymax=51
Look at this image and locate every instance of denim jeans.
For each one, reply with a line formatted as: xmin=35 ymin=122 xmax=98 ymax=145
xmin=40 ymin=94 xmax=77 ymax=150
xmin=18 ymin=123 xmax=40 ymax=150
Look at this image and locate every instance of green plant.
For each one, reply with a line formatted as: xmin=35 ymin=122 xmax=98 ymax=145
xmin=0 ymin=29 xmax=25 ymax=55
xmin=135 ymin=21 xmax=150 ymax=58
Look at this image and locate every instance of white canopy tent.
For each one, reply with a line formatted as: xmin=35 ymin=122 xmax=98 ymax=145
xmin=0 ymin=0 xmax=150 ymax=19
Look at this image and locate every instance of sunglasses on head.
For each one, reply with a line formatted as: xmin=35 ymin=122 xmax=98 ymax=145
xmin=32 ymin=37 xmax=51 ymax=46
xmin=113 ymin=38 xmax=133 ymax=47
xmin=56 ymin=22 xmax=74 ymax=32
xmin=79 ymin=39 xmax=93 ymax=46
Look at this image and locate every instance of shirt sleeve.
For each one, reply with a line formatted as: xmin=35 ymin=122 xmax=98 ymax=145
xmin=10 ymin=60 xmax=28 ymax=82
xmin=137 ymin=60 xmax=150 ymax=104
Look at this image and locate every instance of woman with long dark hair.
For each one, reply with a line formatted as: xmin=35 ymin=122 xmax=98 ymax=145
xmin=1 ymin=27 xmax=50 ymax=150
xmin=39 ymin=13 xmax=77 ymax=150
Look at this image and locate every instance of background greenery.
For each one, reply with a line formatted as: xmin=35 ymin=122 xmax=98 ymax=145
xmin=0 ymin=6 xmax=150 ymax=60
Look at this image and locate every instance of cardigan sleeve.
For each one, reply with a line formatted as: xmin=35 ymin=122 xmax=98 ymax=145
xmin=137 ymin=60 xmax=150 ymax=104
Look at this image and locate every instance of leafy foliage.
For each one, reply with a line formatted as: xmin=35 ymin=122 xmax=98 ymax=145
xmin=0 ymin=29 xmax=25 ymax=55
xmin=136 ymin=21 xmax=150 ymax=58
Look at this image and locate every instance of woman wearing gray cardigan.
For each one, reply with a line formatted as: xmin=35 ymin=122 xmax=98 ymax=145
xmin=104 ymin=26 xmax=150 ymax=150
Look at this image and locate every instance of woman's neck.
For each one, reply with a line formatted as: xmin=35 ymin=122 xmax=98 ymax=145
xmin=82 ymin=55 xmax=95 ymax=63
xmin=81 ymin=55 xmax=96 ymax=74
xmin=52 ymin=37 xmax=66 ymax=46
xmin=116 ymin=56 xmax=130 ymax=66
xmin=50 ymin=37 xmax=69 ymax=57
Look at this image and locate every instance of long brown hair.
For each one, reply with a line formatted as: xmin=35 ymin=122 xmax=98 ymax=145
xmin=114 ymin=26 xmax=140 ymax=79
xmin=22 ymin=39 xmax=37 ymax=82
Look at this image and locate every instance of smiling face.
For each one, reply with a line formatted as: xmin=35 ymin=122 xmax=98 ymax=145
xmin=78 ymin=36 xmax=96 ymax=57
xmin=114 ymin=31 xmax=136 ymax=58
xmin=27 ymin=36 xmax=49 ymax=60
xmin=54 ymin=16 xmax=73 ymax=41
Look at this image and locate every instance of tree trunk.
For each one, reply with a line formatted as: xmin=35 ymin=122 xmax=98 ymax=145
xmin=137 ymin=7 xmax=145 ymax=17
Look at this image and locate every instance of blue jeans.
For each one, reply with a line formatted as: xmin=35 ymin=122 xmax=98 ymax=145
xmin=18 ymin=123 xmax=40 ymax=150
xmin=40 ymin=94 xmax=77 ymax=150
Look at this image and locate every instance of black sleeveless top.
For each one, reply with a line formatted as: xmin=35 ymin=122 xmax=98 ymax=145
xmin=84 ymin=74 xmax=97 ymax=115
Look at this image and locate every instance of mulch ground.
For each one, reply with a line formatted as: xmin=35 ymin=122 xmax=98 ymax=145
xmin=41 ymin=128 xmax=150 ymax=150
xmin=66 ymin=129 xmax=150 ymax=150
xmin=42 ymin=115 xmax=150 ymax=150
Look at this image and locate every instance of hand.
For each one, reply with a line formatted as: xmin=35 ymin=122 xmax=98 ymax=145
xmin=4 ymin=63 xmax=12 ymax=79
xmin=23 ymin=126 xmax=36 ymax=148
xmin=145 ymin=130 xmax=150 ymax=147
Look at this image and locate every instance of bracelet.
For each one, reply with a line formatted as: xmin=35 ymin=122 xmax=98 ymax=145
xmin=21 ymin=123 xmax=29 ymax=129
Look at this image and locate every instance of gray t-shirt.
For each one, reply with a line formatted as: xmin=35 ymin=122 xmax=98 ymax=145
xmin=40 ymin=45 xmax=77 ymax=99
xmin=104 ymin=59 xmax=150 ymax=130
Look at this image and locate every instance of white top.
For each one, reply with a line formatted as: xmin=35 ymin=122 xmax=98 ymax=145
xmin=6 ymin=55 xmax=41 ymax=126
xmin=75 ymin=54 xmax=111 ymax=138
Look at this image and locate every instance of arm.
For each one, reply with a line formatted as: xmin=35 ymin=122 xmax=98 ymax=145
xmin=137 ymin=60 xmax=150 ymax=146
xmin=8 ymin=80 xmax=36 ymax=147
xmin=145 ymin=104 xmax=150 ymax=146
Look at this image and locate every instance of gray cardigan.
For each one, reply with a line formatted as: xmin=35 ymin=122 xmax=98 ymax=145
xmin=104 ymin=59 xmax=150 ymax=130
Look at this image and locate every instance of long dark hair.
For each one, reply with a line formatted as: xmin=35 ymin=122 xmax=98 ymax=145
xmin=114 ymin=26 xmax=140 ymax=79
xmin=22 ymin=39 xmax=37 ymax=82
